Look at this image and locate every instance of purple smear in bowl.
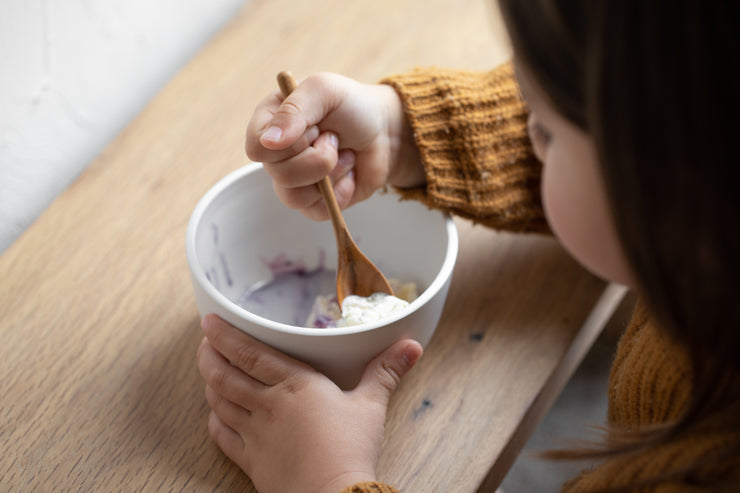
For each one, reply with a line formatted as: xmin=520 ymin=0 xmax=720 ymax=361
xmin=237 ymin=253 xmax=336 ymax=327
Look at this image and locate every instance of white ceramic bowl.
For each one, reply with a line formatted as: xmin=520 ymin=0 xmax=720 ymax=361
xmin=186 ymin=163 xmax=458 ymax=389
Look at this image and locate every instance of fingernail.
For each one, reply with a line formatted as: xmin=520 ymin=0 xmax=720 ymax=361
xmin=327 ymin=132 xmax=338 ymax=149
xmin=306 ymin=125 xmax=320 ymax=144
xmin=402 ymin=343 xmax=422 ymax=366
xmin=261 ymin=126 xmax=283 ymax=143
xmin=337 ymin=149 xmax=355 ymax=170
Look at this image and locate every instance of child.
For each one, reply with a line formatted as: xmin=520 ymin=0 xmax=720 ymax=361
xmin=196 ymin=1 xmax=740 ymax=491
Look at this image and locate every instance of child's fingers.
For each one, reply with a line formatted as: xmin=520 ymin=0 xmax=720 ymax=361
xmin=246 ymin=121 xmax=320 ymax=164
xmin=262 ymin=131 xmax=338 ymax=189
xmin=272 ymin=181 xmax=325 ymax=213
xmin=201 ymin=314 xmax=312 ymax=387
xmin=289 ymin=170 xmax=357 ymax=221
xmin=355 ymin=339 xmax=423 ymax=407
xmin=207 ymin=411 xmax=250 ymax=471
xmin=331 ymin=170 xmax=357 ymax=211
xmin=197 ymin=338 xmax=266 ymax=411
xmin=328 ymin=148 xmax=356 ymax=188
xmin=270 ymin=142 xmax=356 ymax=219
xmin=205 ymin=384 xmax=252 ymax=430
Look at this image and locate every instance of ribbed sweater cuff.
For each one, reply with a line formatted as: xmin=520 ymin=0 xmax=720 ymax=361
xmin=381 ymin=62 xmax=548 ymax=233
xmin=339 ymin=481 xmax=400 ymax=493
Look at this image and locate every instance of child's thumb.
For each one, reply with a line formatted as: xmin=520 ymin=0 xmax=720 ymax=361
xmin=259 ymin=96 xmax=309 ymax=149
xmin=261 ymin=77 xmax=329 ymax=150
xmin=355 ymin=339 xmax=423 ymax=406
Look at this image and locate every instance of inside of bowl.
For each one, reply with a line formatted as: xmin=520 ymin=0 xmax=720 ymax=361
xmin=194 ymin=166 xmax=451 ymax=327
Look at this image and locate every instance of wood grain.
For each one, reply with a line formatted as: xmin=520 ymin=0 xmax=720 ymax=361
xmin=0 ymin=0 xmax=618 ymax=491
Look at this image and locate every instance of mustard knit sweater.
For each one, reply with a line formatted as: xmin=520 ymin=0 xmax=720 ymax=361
xmin=340 ymin=63 xmax=740 ymax=492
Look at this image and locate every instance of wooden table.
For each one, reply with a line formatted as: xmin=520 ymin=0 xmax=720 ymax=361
xmin=0 ymin=0 xmax=626 ymax=491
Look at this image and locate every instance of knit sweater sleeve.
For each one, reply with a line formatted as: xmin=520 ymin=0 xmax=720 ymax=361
xmin=380 ymin=61 xmax=549 ymax=234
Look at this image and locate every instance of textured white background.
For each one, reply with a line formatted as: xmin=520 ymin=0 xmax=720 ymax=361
xmin=0 ymin=0 xmax=247 ymax=254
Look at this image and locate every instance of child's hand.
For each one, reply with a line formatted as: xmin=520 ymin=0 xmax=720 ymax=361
xmin=246 ymin=73 xmax=424 ymax=221
xmin=196 ymin=314 xmax=423 ymax=493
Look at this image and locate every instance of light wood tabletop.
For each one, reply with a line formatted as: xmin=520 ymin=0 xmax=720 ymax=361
xmin=0 ymin=0 xmax=626 ymax=491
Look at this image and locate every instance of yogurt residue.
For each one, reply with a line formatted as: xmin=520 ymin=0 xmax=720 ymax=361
xmin=237 ymin=253 xmax=417 ymax=328
xmin=337 ymin=293 xmax=409 ymax=326
xmin=305 ymin=278 xmax=417 ymax=328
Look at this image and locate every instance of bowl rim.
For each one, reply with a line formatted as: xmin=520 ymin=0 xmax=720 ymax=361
xmin=186 ymin=162 xmax=458 ymax=336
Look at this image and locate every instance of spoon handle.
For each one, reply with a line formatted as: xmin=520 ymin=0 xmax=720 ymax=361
xmin=275 ymin=71 xmax=394 ymax=304
xmin=316 ymin=177 xmax=349 ymax=240
xmin=277 ymin=70 xmax=298 ymax=98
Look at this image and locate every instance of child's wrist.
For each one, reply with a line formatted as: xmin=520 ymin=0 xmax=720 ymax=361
xmin=320 ymin=471 xmax=378 ymax=493
xmin=381 ymin=85 xmax=424 ymax=189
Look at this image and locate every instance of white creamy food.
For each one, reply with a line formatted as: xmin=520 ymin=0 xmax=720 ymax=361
xmin=237 ymin=253 xmax=419 ymax=328
xmin=306 ymin=279 xmax=418 ymax=328
xmin=337 ymin=293 xmax=409 ymax=326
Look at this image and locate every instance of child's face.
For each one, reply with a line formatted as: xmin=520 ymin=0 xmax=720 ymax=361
xmin=517 ymin=68 xmax=635 ymax=287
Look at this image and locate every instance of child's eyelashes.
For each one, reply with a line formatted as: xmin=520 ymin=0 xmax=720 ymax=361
xmin=527 ymin=114 xmax=552 ymax=162
xmin=532 ymin=122 xmax=552 ymax=144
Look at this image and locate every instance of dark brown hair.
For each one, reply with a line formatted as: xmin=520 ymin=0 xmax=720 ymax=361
xmin=497 ymin=0 xmax=740 ymax=487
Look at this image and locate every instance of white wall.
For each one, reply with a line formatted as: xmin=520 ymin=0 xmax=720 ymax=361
xmin=0 ymin=0 xmax=248 ymax=254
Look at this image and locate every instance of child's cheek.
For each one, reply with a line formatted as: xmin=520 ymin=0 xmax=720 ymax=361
xmin=540 ymin=143 xmax=634 ymax=286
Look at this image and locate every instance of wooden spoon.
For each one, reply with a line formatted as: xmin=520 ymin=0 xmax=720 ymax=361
xmin=276 ymin=71 xmax=394 ymax=306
